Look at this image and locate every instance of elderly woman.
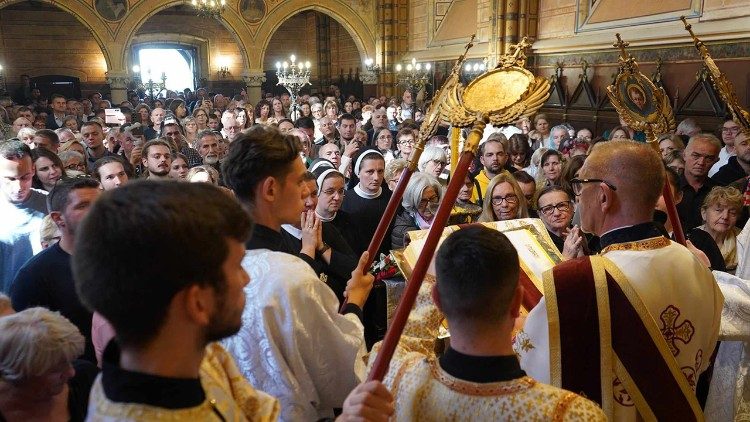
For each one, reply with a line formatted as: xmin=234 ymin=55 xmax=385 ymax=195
xmin=324 ymin=100 xmax=339 ymax=120
xmin=695 ymin=186 xmax=743 ymax=273
xmin=391 ymin=172 xmax=442 ymax=249
xmin=533 ymin=113 xmax=550 ymax=140
xmin=0 ymin=307 xmax=98 ymax=422
xmin=16 ymin=127 xmax=36 ymax=147
xmin=191 ymin=107 xmax=209 ymax=130
xmin=478 ymin=171 xmax=529 ymax=222
xmin=535 ymin=185 xmax=584 ymax=259
xmin=538 ymin=149 xmax=563 ymax=187
xmin=58 ymin=150 xmax=86 ymax=173
xmin=418 ymin=146 xmax=448 ymax=180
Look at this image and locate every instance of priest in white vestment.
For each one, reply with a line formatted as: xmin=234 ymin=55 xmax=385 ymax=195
xmin=516 ymin=141 xmax=723 ymax=421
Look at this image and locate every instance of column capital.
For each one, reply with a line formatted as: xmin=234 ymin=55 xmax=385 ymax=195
xmin=361 ymin=71 xmax=378 ymax=85
xmin=242 ymin=70 xmax=266 ymax=87
xmin=105 ymin=71 xmax=130 ymax=89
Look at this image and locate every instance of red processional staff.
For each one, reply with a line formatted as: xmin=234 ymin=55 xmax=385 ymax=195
xmin=368 ymin=38 xmax=552 ymax=381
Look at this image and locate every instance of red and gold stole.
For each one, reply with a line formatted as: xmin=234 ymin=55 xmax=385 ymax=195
xmin=543 ymin=242 xmax=703 ymax=421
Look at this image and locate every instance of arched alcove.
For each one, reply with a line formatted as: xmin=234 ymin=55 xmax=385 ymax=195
xmin=0 ymin=1 xmax=110 ymax=97
xmin=263 ymin=10 xmax=362 ymax=93
xmin=130 ymin=5 xmax=246 ymax=92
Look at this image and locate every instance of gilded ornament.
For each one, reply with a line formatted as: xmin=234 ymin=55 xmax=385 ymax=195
xmin=606 ymin=34 xmax=676 ymax=144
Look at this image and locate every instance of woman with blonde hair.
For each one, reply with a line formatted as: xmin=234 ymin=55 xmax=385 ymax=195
xmin=324 ymin=100 xmax=339 ymax=120
xmin=478 ymin=171 xmax=529 ymax=222
xmin=0 ymin=307 xmax=98 ymax=422
xmin=186 ymin=165 xmax=220 ymax=186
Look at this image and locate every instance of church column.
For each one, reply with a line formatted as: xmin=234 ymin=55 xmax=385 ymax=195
xmin=242 ymin=70 xmax=266 ymax=105
xmin=105 ymin=70 xmax=129 ymax=104
xmin=377 ymin=0 xmax=409 ymax=98
xmin=504 ymin=0 xmax=520 ymax=48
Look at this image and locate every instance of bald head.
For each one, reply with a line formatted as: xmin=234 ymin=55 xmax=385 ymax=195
xmin=578 ymin=140 xmax=664 ymax=235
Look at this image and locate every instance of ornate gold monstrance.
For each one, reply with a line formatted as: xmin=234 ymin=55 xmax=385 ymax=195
xmin=606 ymin=34 xmax=676 ymax=143
xmin=681 ymin=16 xmax=750 ymax=133
xmin=442 ymin=37 xmax=552 ymax=132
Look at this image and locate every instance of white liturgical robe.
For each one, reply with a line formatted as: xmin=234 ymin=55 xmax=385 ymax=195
xmin=517 ymin=237 xmax=723 ymax=421
xmin=222 ymin=250 xmax=366 ymax=422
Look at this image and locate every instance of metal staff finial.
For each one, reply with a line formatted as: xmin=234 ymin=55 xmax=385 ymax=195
xmin=613 ymin=33 xmax=630 ymax=62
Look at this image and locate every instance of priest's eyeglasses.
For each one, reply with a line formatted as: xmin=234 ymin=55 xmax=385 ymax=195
xmin=570 ymin=178 xmax=618 ymax=196
xmin=538 ymin=201 xmax=572 ymax=216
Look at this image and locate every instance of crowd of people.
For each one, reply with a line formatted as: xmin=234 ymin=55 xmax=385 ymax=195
xmin=0 ymin=83 xmax=746 ymax=420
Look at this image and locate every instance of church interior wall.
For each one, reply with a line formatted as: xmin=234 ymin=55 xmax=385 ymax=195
xmin=0 ymin=3 xmax=109 ymax=95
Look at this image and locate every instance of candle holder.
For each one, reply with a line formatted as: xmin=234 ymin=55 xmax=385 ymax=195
xmin=395 ymin=58 xmax=433 ymax=119
xmin=275 ymin=54 xmax=311 ymax=121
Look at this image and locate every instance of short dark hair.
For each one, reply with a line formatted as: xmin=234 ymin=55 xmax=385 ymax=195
xmin=34 ymin=129 xmax=60 ymax=146
xmin=435 ymin=225 xmax=519 ymax=324
xmin=92 ymin=156 xmax=131 ymax=181
xmin=50 ymin=93 xmax=66 ymax=102
xmin=221 ymin=125 xmax=301 ymax=207
xmin=47 ymin=176 xmax=99 ymax=214
xmin=73 ymin=181 xmax=253 ymax=347
xmin=338 ymin=113 xmax=356 ymax=125
xmin=142 ymin=139 xmax=173 ymax=158
xmin=0 ymin=139 xmax=31 ymax=160
xmin=534 ymin=185 xmax=572 ymax=209
xmin=512 ymin=170 xmax=535 ymax=185
xmin=80 ymin=121 xmax=103 ymax=132
xmin=294 ymin=116 xmax=315 ymax=130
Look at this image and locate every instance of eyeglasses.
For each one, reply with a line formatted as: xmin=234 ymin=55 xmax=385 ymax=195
xmin=538 ymin=201 xmax=572 ymax=216
xmin=570 ymin=178 xmax=618 ymax=196
xmin=419 ymin=197 xmax=439 ymax=207
xmin=430 ymin=159 xmax=447 ymax=167
xmin=491 ymin=194 xmax=518 ymax=206
xmin=722 ymin=127 xmax=741 ymax=134
xmin=399 ymin=140 xmax=415 ymax=145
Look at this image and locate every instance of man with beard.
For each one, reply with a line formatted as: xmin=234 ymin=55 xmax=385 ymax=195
xmin=0 ymin=140 xmax=47 ymax=293
xmin=73 ymin=181 xmax=280 ymax=420
xmin=471 ymin=134 xmax=510 ymax=206
xmin=196 ymin=129 xmax=224 ymax=185
xmin=712 ymin=129 xmax=750 ymax=186
xmin=11 ymin=177 xmax=101 ymax=363
xmin=141 ymin=139 xmax=172 ymax=180
xmin=220 ymin=110 xmax=242 ymax=142
xmin=75 ymin=182 xmax=393 ymax=421
xmin=80 ymin=121 xmax=116 ymax=171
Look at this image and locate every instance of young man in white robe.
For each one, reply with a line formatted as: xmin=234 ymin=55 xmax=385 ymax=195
xmin=220 ymin=125 xmax=380 ymax=421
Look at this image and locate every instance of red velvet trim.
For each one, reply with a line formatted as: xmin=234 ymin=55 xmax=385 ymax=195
xmin=519 ymin=270 xmax=542 ymax=311
xmin=607 ymin=275 xmax=699 ymax=421
xmin=552 ymin=257 xmax=603 ymax=405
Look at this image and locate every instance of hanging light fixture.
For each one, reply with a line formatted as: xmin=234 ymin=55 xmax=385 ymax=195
xmin=190 ymin=0 xmax=226 ymax=18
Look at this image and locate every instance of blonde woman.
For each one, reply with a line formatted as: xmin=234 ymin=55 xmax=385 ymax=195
xmin=478 ymin=171 xmax=529 ymax=222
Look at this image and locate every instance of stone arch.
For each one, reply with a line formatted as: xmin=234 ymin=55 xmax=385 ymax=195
xmin=115 ymin=0 xmax=253 ymax=72
xmin=254 ymin=1 xmax=377 ymax=71
xmin=0 ymin=0 xmax=114 ymax=70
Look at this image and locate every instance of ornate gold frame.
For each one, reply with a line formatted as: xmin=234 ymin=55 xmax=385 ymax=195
xmin=606 ymin=34 xmax=675 ymax=143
